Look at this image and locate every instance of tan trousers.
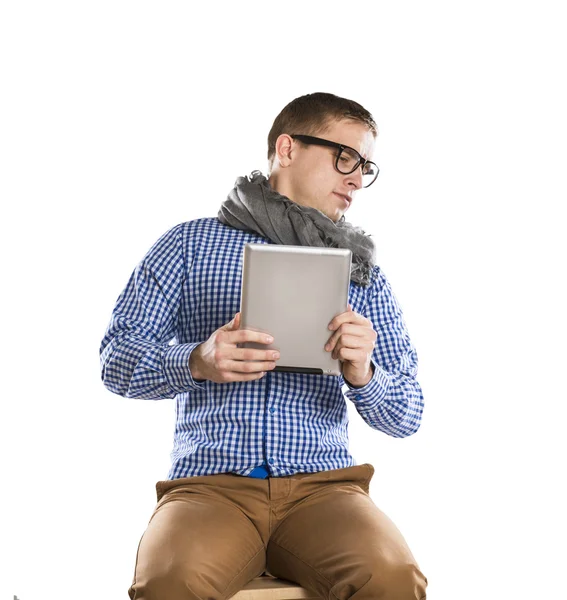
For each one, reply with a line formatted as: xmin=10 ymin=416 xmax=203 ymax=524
xmin=128 ymin=463 xmax=427 ymax=599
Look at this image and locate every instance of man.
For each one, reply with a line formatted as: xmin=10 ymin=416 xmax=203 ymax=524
xmin=100 ymin=92 xmax=427 ymax=599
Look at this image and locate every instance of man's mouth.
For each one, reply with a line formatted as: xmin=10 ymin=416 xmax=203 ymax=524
xmin=334 ymin=192 xmax=351 ymax=207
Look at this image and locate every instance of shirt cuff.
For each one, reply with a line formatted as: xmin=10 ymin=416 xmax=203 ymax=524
xmin=343 ymin=359 xmax=390 ymax=407
xmin=162 ymin=342 xmax=207 ymax=393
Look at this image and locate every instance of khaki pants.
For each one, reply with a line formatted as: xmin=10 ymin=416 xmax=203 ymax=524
xmin=128 ymin=463 xmax=427 ymax=599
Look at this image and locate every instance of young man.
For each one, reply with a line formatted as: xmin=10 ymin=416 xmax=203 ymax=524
xmin=100 ymin=92 xmax=427 ymax=599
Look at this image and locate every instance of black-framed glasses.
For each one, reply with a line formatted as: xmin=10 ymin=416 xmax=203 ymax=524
xmin=291 ymin=134 xmax=379 ymax=188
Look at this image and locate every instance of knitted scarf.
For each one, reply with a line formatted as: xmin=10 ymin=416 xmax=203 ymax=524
xmin=217 ymin=171 xmax=376 ymax=287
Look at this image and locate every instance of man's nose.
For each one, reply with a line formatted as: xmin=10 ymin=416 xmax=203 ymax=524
xmin=345 ymin=166 xmax=364 ymax=190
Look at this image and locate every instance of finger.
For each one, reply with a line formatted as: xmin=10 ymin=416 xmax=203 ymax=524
xmin=332 ymin=345 xmax=366 ymax=363
xmin=331 ymin=335 xmax=374 ymax=358
xmin=326 ymin=324 xmax=374 ymax=351
xmin=328 ymin=308 xmax=368 ymax=331
xmin=222 ymin=312 xmax=241 ymax=331
xmin=330 ymin=323 xmax=373 ymax=338
xmin=223 ymin=357 xmax=278 ymax=374
xmin=233 ymin=347 xmax=280 ymax=362
xmin=221 ymin=329 xmax=274 ymax=346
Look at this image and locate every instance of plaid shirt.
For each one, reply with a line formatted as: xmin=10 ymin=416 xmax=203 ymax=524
xmin=100 ymin=218 xmax=424 ymax=479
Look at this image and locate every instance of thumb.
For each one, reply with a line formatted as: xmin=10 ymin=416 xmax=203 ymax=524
xmin=224 ymin=312 xmax=241 ymax=330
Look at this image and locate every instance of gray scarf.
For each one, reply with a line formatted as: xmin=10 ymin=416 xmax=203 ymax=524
xmin=217 ymin=171 xmax=376 ymax=287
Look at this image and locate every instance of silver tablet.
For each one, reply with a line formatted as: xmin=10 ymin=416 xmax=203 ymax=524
xmin=238 ymin=243 xmax=352 ymax=376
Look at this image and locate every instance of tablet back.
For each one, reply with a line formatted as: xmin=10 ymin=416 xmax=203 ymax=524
xmin=239 ymin=243 xmax=352 ymax=376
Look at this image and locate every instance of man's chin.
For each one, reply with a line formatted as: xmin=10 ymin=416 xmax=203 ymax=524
xmin=331 ymin=209 xmax=344 ymax=224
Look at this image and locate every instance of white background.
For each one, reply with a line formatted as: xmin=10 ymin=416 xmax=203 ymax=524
xmin=1 ymin=2 xmax=566 ymax=599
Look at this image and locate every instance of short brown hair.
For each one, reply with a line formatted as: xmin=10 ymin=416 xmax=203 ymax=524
xmin=267 ymin=92 xmax=378 ymax=170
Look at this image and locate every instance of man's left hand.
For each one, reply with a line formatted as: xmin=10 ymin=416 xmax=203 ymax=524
xmin=325 ymin=305 xmax=377 ymax=387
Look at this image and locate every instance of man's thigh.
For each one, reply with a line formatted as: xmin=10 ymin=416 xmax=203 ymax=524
xmin=266 ymin=483 xmax=427 ymax=600
xmin=129 ymin=491 xmax=266 ymax=600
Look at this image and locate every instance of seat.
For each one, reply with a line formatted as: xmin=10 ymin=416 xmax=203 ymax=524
xmin=229 ymin=574 xmax=320 ymax=599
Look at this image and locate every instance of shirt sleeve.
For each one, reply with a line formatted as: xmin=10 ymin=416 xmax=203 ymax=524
xmin=99 ymin=223 xmax=206 ymax=399
xmin=342 ymin=266 xmax=424 ymax=437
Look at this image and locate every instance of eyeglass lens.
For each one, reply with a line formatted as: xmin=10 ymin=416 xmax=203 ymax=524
xmin=337 ymin=147 xmax=378 ymax=186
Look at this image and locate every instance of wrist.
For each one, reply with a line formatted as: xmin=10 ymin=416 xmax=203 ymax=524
xmin=189 ymin=345 xmax=206 ymax=382
xmin=344 ymin=363 xmax=374 ymax=388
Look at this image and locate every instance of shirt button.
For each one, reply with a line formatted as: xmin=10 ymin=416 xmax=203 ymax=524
xmin=269 ymin=407 xmax=276 ymax=414
xmin=355 ymin=395 xmax=362 ymax=400
xmin=268 ymin=457 xmax=275 ymax=465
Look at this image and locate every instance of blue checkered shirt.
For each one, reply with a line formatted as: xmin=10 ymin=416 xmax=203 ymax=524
xmin=100 ymin=218 xmax=424 ymax=479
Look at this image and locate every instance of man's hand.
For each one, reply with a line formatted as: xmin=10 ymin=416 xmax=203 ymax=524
xmin=325 ymin=304 xmax=377 ymax=387
xmin=189 ymin=313 xmax=279 ymax=383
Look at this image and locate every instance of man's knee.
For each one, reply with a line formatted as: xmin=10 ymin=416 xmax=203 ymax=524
xmin=128 ymin=566 xmax=220 ymax=600
xmin=330 ymin=562 xmax=428 ymax=600
xmin=366 ymin=563 xmax=427 ymax=600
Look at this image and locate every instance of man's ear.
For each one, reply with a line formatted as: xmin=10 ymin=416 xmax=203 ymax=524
xmin=274 ymin=134 xmax=295 ymax=168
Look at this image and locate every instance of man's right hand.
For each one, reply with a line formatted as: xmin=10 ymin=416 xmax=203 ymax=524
xmin=189 ymin=312 xmax=280 ymax=383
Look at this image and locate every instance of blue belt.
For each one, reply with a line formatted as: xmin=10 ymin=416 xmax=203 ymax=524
xmin=246 ymin=464 xmax=270 ymax=479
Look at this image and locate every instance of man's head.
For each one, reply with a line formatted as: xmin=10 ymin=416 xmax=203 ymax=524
xmin=267 ymin=92 xmax=378 ymax=223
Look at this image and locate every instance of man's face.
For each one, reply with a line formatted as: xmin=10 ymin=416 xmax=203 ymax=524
xmin=282 ymin=118 xmax=376 ymax=223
